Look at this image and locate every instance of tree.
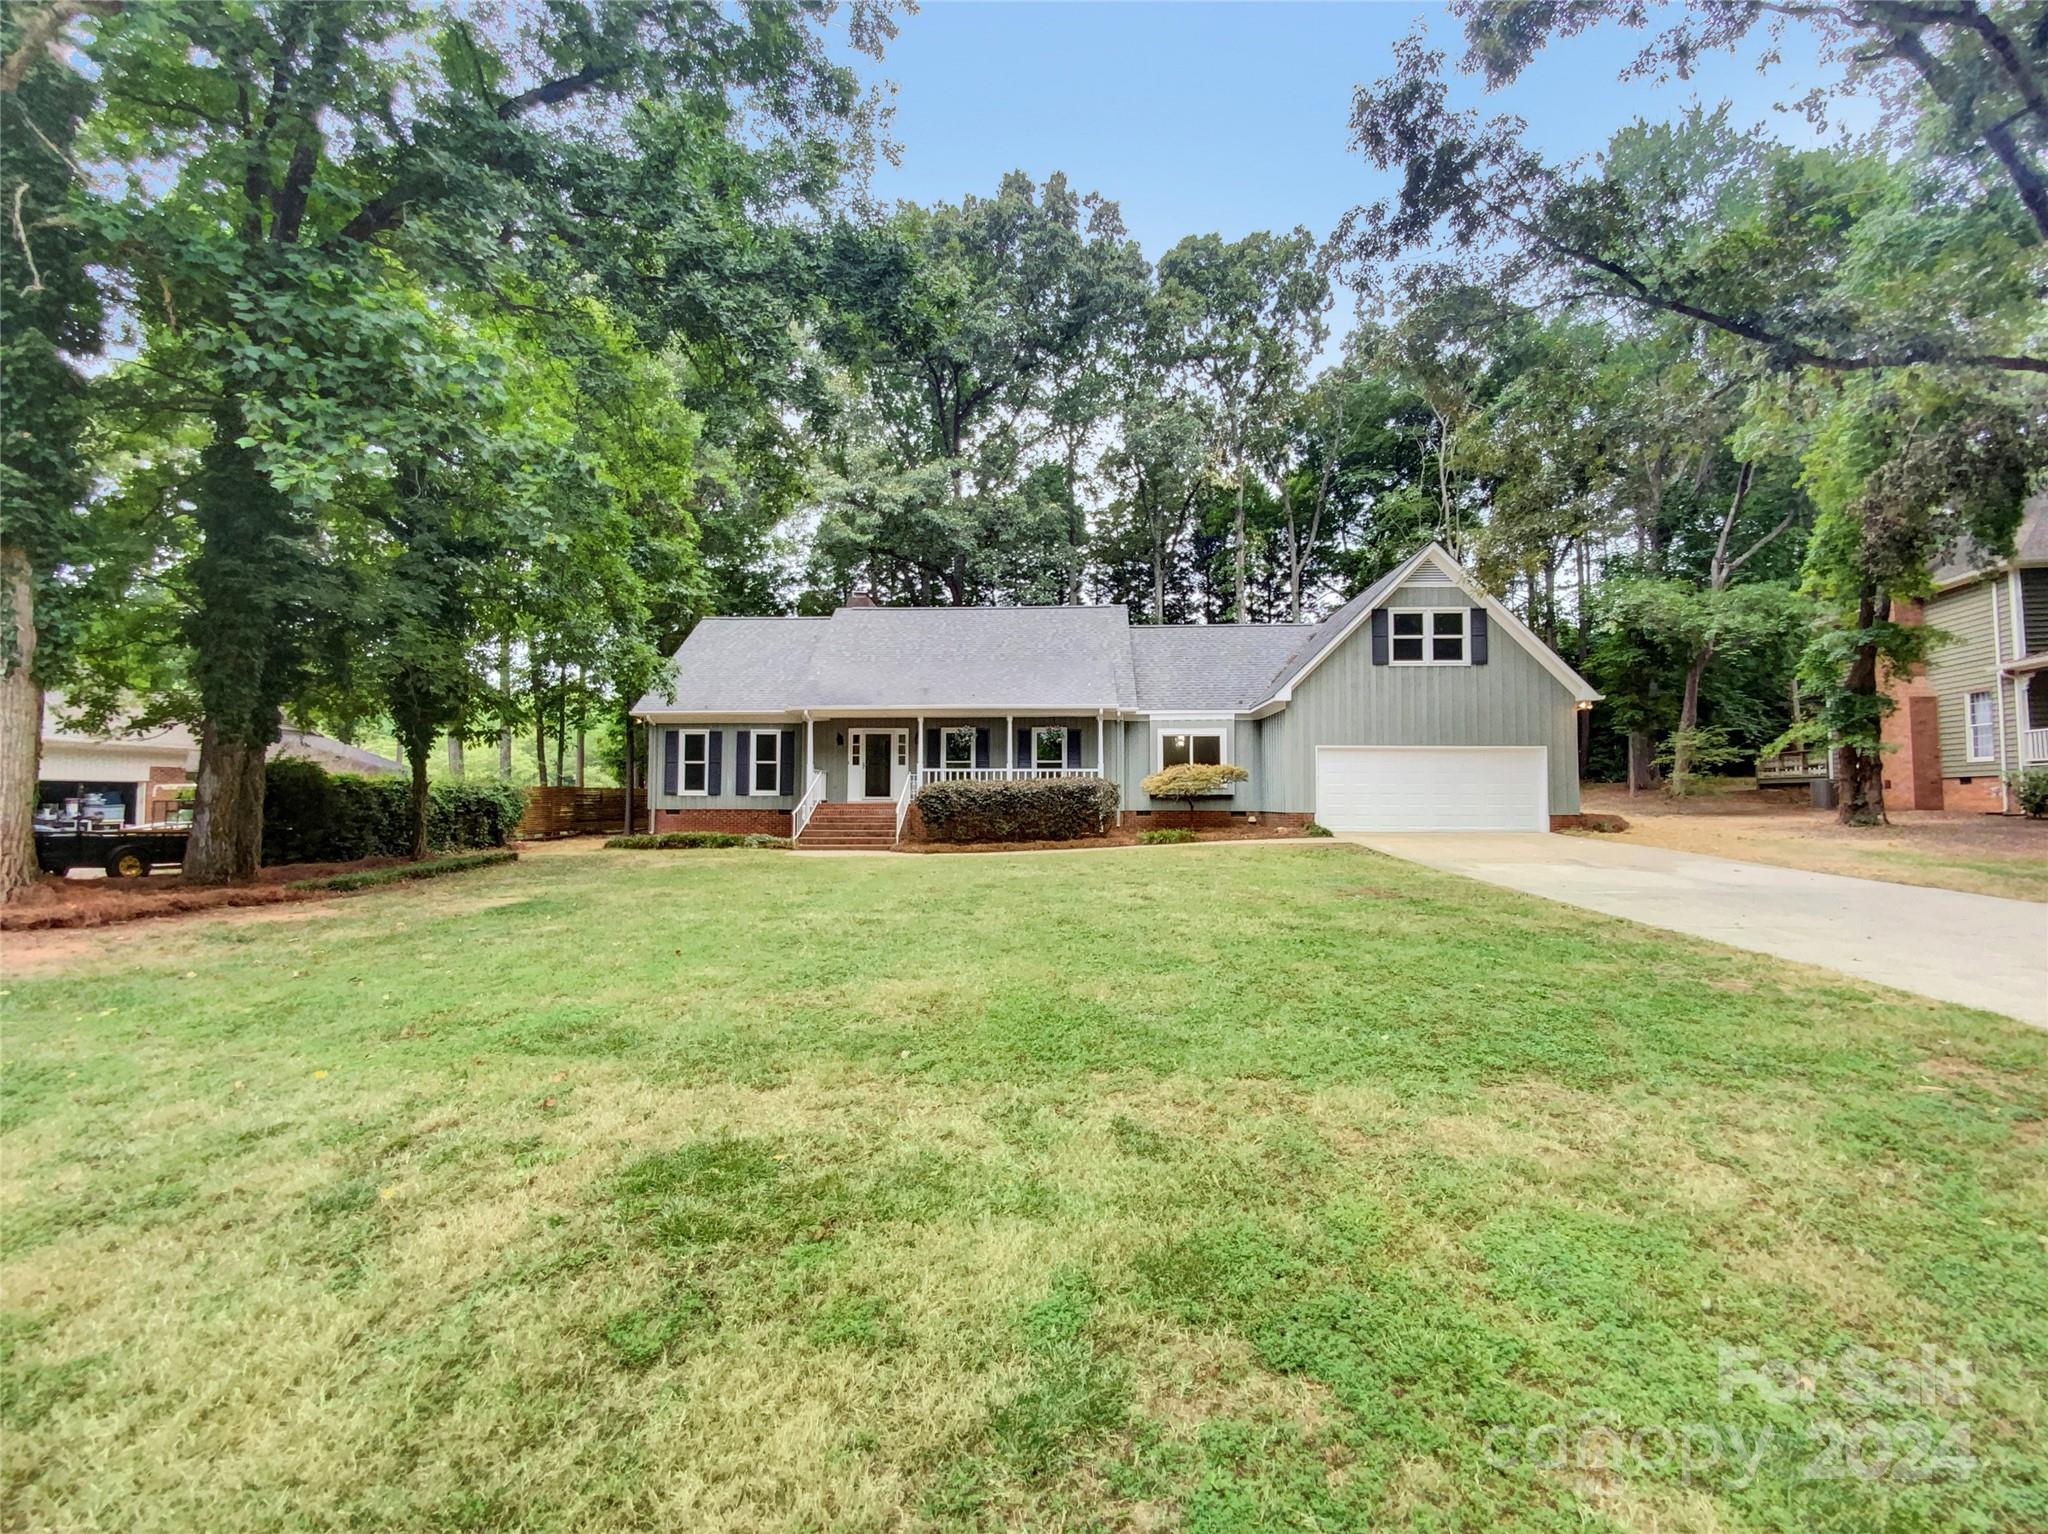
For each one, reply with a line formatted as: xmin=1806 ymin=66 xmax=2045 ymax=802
xmin=1154 ymin=229 xmax=1330 ymax=621
xmin=1140 ymin=762 xmax=1249 ymax=826
xmin=82 ymin=0 xmax=887 ymax=881
xmin=0 ymin=0 xmax=106 ymax=900
xmin=816 ymin=172 xmax=1149 ymax=604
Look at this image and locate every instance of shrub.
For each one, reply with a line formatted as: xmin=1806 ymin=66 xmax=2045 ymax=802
xmin=262 ymin=760 xmax=523 ymax=864
xmin=1136 ymin=828 xmax=1196 ymax=845
xmin=913 ymin=777 xmax=1119 ymax=842
xmin=285 ymin=850 xmax=517 ymax=892
xmin=2010 ymin=768 xmax=2048 ymax=819
xmin=603 ymin=832 xmax=788 ymax=850
xmin=1139 ymin=762 xmax=1249 ymax=824
xmin=1301 ymin=822 xmax=1333 ymax=837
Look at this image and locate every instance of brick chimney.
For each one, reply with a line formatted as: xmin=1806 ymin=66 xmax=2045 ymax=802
xmin=844 ymin=591 xmax=878 ymax=608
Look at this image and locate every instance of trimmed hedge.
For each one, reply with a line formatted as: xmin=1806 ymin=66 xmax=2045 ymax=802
xmin=603 ymin=832 xmax=789 ymax=850
xmin=2012 ymin=768 xmax=2048 ymax=819
xmin=1302 ymin=822 xmax=1333 ymax=838
xmin=913 ymin=777 xmax=1120 ymax=843
xmin=1136 ymin=828 xmax=1197 ymax=845
xmin=262 ymin=758 xmax=524 ymax=865
xmin=285 ymin=849 xmax=518 ymax=892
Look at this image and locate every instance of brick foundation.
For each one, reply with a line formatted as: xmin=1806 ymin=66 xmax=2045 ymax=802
xmin=1938 ymin=776 xmax=2006 ymax=814
xmin=1124 ymin=810 xmax=1313 ymax=830
xmin=652 ymin=808 xmax=793 ymax=835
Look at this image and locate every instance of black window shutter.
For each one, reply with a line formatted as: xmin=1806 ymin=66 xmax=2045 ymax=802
xmin=706 ymin=730 xmax=723 ymax=795
xmin=662 ymin=729 xmax=679 ymax=796
xmin=925 ymin=727 xmax=940 ymax=768
xmin=734 ymin=731 xmax=751 ymax=796
xmin=1015 ymin=727 xmax=1030 ymax=767
xmin=974 ymin=727 xmax=990 ymax=768
xmin=779 ymin=729 xmax=796 ymax=794
xmin=1066 ymin=727 xmax=1082 ymax=767
xmin=1370 ymin=609 xmax=1389 ymax=665
xmin=1470 ymin=608 xmax=1489 ymax=665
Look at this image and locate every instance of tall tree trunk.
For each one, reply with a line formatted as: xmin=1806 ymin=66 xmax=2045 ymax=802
xmin=1233 ymin=468 xmax=1249 ymax=624
xmin=0 ymin=544 xmax=41 ymax=901
xmin=1626 ymin=730 xmax=1661 ymax=795
xmin=1151 ymin=528 xmax=1167 ymax=625
xmin=446 ymin=733 xmax=464 ymax=778
xmin=185 ymin=723 xmax=267 ymax=883
xmin=531 ymin=653 xmax=549 ymax=787
xmin=497 ymin=637 xmax=513 ymax=776
xmin=575 ymin=726 xmax=585 ymax=788
xmin=554 ymin=682 xmax=566 ymax=786
xmin=1672 ymin=641 xmax=1715 ymax=790
xmin=407 ymin=741 xmax=430 ymax=861
xmin=1836 ymin=589 xmax=1889 ymax=826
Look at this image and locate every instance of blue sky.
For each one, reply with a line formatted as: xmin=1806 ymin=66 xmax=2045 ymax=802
xmin=847 ymin=1 xmax=1863 ymax=340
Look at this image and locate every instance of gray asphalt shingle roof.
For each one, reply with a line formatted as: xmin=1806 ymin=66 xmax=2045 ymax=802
xmin=1127 ymin=624 xmax=1313 ymax=710
xmin=1931 ymin=492 xmax=2048 ymax=587
xmin=633 ymin=547 xmax=1471 ymax=717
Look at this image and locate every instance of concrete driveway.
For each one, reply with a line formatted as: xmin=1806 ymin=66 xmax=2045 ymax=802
xmin=1347 ymin=833 xmax=2048 ymax=1028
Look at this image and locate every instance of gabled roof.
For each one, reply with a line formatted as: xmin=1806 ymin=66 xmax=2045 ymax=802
xmin=634 ymin=541 xmax=1602 ymax=717
xmin=1257 ymin=542 xmax=1600 ymax=707
xmin=1930 ymin=491 xmax=2048 ymax=589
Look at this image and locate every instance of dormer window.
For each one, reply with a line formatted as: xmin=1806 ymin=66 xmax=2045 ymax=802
xmin=1391 ymin=608 xmax=1467 ymax=665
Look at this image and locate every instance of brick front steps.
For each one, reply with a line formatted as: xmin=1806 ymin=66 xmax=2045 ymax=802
xmin=797 ymin=803 xmax=900 ymax=851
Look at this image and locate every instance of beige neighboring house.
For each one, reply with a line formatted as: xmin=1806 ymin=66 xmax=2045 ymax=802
xmin=1882 ymin=494 xmax=2048 ymax=813
xmin=37 ymin=694 xmax=401 ymax=828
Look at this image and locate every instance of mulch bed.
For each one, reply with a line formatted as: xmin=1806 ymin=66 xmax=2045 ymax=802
xmin=903 ymin=822 xmax=1316 ymax=855
xmin=0 ymin=856 xmax=411 ymax=932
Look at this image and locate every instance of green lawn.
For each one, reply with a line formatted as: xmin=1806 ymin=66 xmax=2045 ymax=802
xmin=3 ymin=843 xmax=2043 ymax=1533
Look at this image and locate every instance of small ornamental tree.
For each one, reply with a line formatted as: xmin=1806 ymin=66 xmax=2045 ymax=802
xmin=1141 ymin=762 xmax=1249 ymax=825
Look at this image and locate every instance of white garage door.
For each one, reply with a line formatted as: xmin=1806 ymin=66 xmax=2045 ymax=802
xmin=1314 ymin=747 xmax=1548 ymax=832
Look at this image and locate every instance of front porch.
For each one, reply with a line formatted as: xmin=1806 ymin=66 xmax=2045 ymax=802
xmin=794 ymin=715 xmax=1117 ymax=847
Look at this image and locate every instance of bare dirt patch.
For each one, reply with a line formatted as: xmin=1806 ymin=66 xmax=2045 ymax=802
xmin=1577 ymin=782 xmax=2048 ymax=901
xmin=0 ymin=856 xmax=409 ymax=933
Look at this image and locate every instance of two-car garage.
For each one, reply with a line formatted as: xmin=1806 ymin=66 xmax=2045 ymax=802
xmin=1312 ymin=746 xmax=1549 ymax=833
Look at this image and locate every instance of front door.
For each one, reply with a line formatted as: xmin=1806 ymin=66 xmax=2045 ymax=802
xmin=861 ymin=733 xmax=892 ymax=798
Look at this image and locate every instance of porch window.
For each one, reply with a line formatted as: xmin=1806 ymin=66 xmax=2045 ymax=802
xmin=1391 ymin=608 xmax=1465 ymax=664
xmin=679 ymin=730 xmax=709 ymax=795
xmin=943 ymin=728 xmax=976 ymax=771
xmin=1034 ymin=727 xmax=1067 ymax=769
xmin=1966 ymin=690 xmax=1995 ymax=761
xmin=751 ymin=731 xmax=780 ymax=793
xmin=1160 ymin=730 xmax=1223 ymax=769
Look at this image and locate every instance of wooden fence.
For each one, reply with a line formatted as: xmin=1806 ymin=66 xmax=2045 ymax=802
xmin=516 ymin=786 xmax=649 ymax=840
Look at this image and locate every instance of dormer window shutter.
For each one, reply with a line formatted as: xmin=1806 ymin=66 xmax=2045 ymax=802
xmin=1470 ymin=608 xmax=1489 ymax=665
xmin=1370 ymin=609 xmax=1389 ymax=666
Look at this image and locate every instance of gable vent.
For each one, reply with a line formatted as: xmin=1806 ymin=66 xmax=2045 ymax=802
xmin=1405 ymin=564 xmax=1455 ymax=586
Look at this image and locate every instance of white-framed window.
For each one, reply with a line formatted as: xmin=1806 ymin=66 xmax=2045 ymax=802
xmin=1966 ymin=690 xmax=1995 ymax=761
xmin=679 ymin=729 xmax=709 ymax=796
xmin=1159 ymin=729 xmax=1224 ymax=769
xmin=943 ymin=727 xmax=976 ymax=771
xmin=751 ymin=730 xmax=780 ymax=793
xmin=1034 ymin=726 xmax=1067 ymax=769
xmin=1391 ymin=607 xmax=1467 ymax=665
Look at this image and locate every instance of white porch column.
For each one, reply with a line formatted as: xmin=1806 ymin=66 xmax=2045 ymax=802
xmin=916 ymin=715 xmax=924 ymax=779
xmin=1006 ymin=715 xmax=1014 ymax=778
xmin=804 ymin=713 xmax=814 ymax=787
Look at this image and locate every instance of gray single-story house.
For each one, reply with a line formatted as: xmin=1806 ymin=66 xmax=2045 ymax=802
xmin=631 ymin=541 xmax=1600 ymax=846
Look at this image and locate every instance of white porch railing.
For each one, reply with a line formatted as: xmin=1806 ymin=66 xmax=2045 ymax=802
xmin=2025 ymin=727 xmax=2048 ymax=764
xmin=792 ymin=770 xmax=827 ymax=841
xmin=892 ymin=765 xmax=918 ymax=844
xmin=917 ymin=766 xmax=1107 ymax=784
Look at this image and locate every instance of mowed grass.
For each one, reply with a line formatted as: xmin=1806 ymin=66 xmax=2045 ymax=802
xmin=2 ymin=842 xmax=2044 ymax=1533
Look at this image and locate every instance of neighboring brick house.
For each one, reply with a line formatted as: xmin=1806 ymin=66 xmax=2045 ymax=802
xmin=1881 ymin=495 xmax=2048 ymax=813
xmin=632 ymin=541 xmax=1602 ymax=848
